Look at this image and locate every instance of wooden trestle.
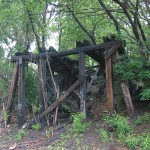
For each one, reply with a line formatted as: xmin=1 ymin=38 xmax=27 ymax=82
xmin=7 ymin=40 xmax=134 ymax=128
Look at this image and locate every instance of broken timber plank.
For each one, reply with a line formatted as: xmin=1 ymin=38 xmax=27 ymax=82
xmin=121 ymin=82 xmax=134 ymax=117
xmin=26 ymin=77 xmax=84 ymax=129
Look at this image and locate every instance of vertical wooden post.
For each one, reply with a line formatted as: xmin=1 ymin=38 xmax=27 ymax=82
xmin=38 ymin=58 xmax=48 ymax=126
xmin=7 ymin=61 xmax=18 ymax=124
xmin=38 ymin=58 xmax=47 ymax=113
xmin=79 ymin=51 xmax=86 ymax=116
xmin=18 ymin=57 xmax=25 ymax=128
xmin=105 ymin=56 xmax=114 ymax=115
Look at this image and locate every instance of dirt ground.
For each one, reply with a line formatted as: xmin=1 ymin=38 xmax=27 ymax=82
xmin=0 ymin=101 xmax=150 ymax=150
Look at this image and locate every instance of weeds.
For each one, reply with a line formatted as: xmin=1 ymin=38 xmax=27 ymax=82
xmin=139 ymin=133 xmax=150 ymax=150
xmin=97 ymin=128 xmax=110 ymax=143
xmin=32 ymin=123 xmax=41 ymax=131
xmin=125 ymin=134 xmax=139 ymax=149
xmin=103 ymin=113 xmax=131 ymax=140
xmin=135 ymin=112 xmax=150 ymax=125
xmin=16 ymin=129 xmax=27 ymax=141
xmin=72 ymin=113 xmax=91 ymax=133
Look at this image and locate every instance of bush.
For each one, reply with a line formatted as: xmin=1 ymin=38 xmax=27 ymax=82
xmin=103 ymin=114 xmax=131 ymax=140
xmin=125 ymin=134 xmax=139 ymax=149
xmin=17 ymin=129 xmax=27 ymax=141
xmin=98 ymin=128 xmax=110 ymax=143
xmin=140 ymin=88 xmax=150 ymax=101
xmin=32 ymin=123 xmax=41 ymax=131
xmin=72 ymin=113 xmax=91 ymax=133
xmin=135 ymin=112 xmax=150 ymax=125
xmin=139 ymin=133 xmax=150 ymax=150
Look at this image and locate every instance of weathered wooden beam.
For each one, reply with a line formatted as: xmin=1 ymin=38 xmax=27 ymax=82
xmin=121 ymin=82 xmax=134 ymax=117
xmin=6 ymin=61 xmax=18 ymax=124
xmin=105 ymin=43 xmax=121 ymax=60
xmin=105 ymin=56 xmax=114 ymax=115
xmin=18 ymin=57 xmax=25 ymax=128
xmin=79 ymin=52 xmax=87 ymax=116
xmin=38 ymin=58 xmax=47 ymax=113
xmin=26 ymin=77 xmax=84 ymax=129
xmin=11 ymin=41 xmax=121 ymax=62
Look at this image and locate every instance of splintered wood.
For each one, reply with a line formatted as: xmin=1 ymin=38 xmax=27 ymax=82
xmin=121 ymin=82 xmax=134 ymax=117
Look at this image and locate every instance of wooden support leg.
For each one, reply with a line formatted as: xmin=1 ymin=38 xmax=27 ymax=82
xmin=105 ymin=56 xmax=114 ymax=115
xmin=38 ymin=58 xmax=48 ymax=126
xmin=18 ymin=57 xmax=25 ymax=128
xmin=79 ymin=51 xmax=87 ymax=117
xmin=7 ymin=61 xmax=18 ymax=124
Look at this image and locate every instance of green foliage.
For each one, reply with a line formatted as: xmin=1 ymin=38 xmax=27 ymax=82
xmin=135 ymin=112 xmax=150 ymax=125
xmin=114 ymin=57 xmax=150 ymax=81
xmin=125 ymin=134 xmax=139 ymax=149
xmin=114 ymin=57 xmax=150 ymax=100
xmin=1 ymin=110 xmax=9 ymax=122
xmin=139 ymin=133 xmax=150 ymax=150
xmin=72 ymin=113 xmax=91 ymax=133
xmin=140 ymin=88 xmax=150 ymax=101
xmin=32 ymin=123 xmax=41 ymax=131
xmin=17 ymin=129 xmax=27 ymax=141
xmin=32 ymin=104 xmax=41 ymax=114
xmin=98 ymin=128 xmax=110 ymax=143
xmin=103 ymin=114 xmax=131 ymax=139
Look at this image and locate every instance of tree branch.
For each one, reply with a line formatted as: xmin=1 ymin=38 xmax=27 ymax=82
xmin=22 ymin=0 xmax=41 ymax=52
xmin=98 ymin=0 xmax=121 ymax=34
xmin=67 ymin=6 xmax=96 ymax=44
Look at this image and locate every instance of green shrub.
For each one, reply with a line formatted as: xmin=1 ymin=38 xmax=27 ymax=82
xmin=17 ymin=129 xmax=27 ymax=141
xmin=139 ymin=133 xmax=150 ymax=150
xmin=125 ymin=134 xmax=139 ymax=149
xmin=32 ymin=123 xmax=41 ymax=131
xmin=98 ymin=128 xmax=109 ymax=143
xmin=140 ymin=88 xmax=150 ymax=101
xmin=103 ymin=114 xmax=131 ymax=140
xmin=72 ymin=113 xmax=91 ymax=133
xmin=135 ymin=112 xmax=150 ymax=125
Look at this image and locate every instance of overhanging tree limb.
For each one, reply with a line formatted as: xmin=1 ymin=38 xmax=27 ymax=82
xmin=67 ymin=6 xmax=96 ymax=44
xmin=98 ymin=0 xmax=121 ymax=34
xmin=22 ymin=0 xmax=41 ymax=52
xmin=113 ymin=0 xmax=141 ymax=44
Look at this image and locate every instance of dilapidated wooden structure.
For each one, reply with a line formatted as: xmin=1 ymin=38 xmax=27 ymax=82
xmin=7 ymin=40 xmax=134 ymax=128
